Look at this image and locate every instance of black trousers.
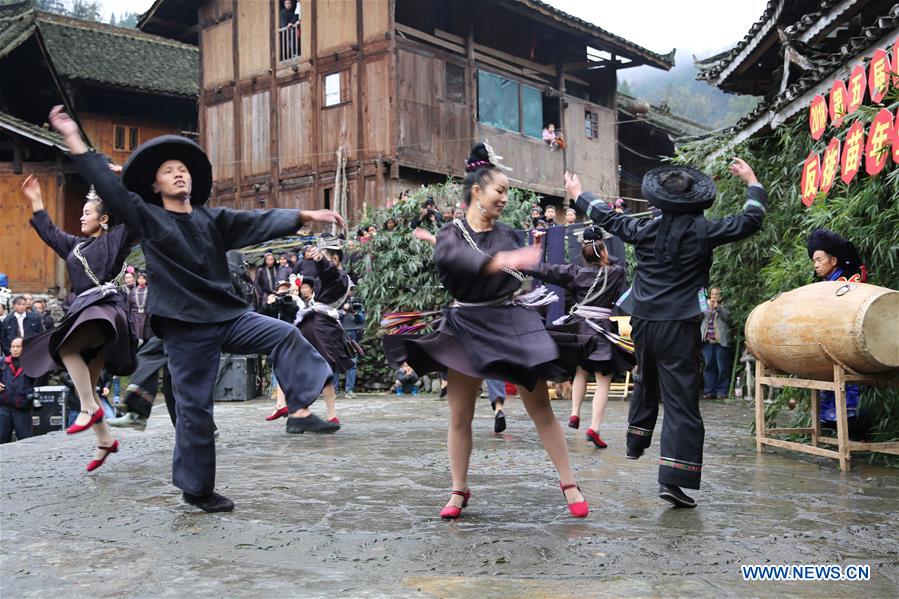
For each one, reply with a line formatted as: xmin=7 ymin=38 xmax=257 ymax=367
xmin=123 ymin=336 xmax=176 ymax=425
xmin=626 ymin=317 xmax=704 ymax=489
xmin=158 ymin=311 xmax=332 ymax=496
xmin=0 ymin=405 xmax=32 ymax=443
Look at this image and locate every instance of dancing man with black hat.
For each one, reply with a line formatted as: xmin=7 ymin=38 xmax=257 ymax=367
xmin=49 ymin=106 xmax=343 ymax=512
xmin=566 ymin=158 xmax=767 ymax=508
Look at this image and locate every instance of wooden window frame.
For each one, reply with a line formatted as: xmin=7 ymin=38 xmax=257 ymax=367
xmin=585 ymin=109 xmax=599 ymax=140
xmin=128 ymin=127 xmax=140 ymax=151
xmin=322 ymin=70 xmax=351 ymax=109
xmin=444 ymin=61 xmax=465 ymax=104
xmin=113 ymin=124 xmax=126 ymax=151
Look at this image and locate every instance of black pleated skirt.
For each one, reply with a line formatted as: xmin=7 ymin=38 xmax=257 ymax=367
xmin=382 ymin=304 xmax=563 ymax=391
xmin=297 ymin=312 xmax=357 ymax=374
xmin=21 ymin=289 xmax=137 ymax=378
xmin=545 ymin=316 xmax=635 ymax=376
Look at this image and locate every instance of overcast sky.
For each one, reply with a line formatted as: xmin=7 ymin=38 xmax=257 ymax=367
xmin=98 ymin=0 xmax=767 ymax=59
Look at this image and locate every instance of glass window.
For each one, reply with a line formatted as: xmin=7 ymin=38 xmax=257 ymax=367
xmin=521 ymin=85 xmax=542 ymax=139
xmin=445 ymin=62 xmax=465 ymax=103
xmin=128 ymin=127 xmax=139 ymax=150
xmin=585 ymin=110 xmax=599 ymax=139
xmin=477 ymin=70 xmax=519 ymax=133
xmin=114 ymin=125 xmax=125 ymax=151
xmin=324 ymin=72 xmax=341 ymax=107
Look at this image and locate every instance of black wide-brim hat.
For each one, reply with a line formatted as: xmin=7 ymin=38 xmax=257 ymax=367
xmin=807 ymin=228 xmax=862 ymax=272
xmin=641 ymin=165 xmax=716 ymax=214
xmin=121 ymin=135 xmax=212 ymax=206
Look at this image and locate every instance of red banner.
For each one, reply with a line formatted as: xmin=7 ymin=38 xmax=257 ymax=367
xmin=865 ymin=108 xmax=894 ymax=175
xmin=808 ymin=94 xmax=827 ymax=140
xmin=847 ymin=64 xmax=867 ymax=115
xmin=800 ymin=151 xmax=821 ymax=207
xmin=892 ymin=38 xmax=899 ymax=87
xmin=893 ymin=107 xmax=899 ymax=164
xmin=829 ymin=79 xmax=848 ymax=128
xmin=867 ymin=49 xmax=891 ymax=104
xmin=840 ymin=120 xmax=865 ymax=185
xmin=819 ymin=137 xmax=841 ymax=196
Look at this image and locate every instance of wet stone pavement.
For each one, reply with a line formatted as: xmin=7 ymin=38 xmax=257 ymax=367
xmin=1 ymin=395 xmax=897 ymax=598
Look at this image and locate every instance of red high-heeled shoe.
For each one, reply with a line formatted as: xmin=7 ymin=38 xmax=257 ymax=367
xmin=585 ymin=428 xmax=607 ymax=449
xmin=560 ymin=483 xmax=589 ymax=518
xmin=327 ymin=416 xmax=341 ymax=425
xmin=568 ymin=415 xmax=580 ymax=429
xmin=86 ymin=439 xmax=119 ymax=472
xmin=439 ymin=489 xmax=471 ymax=519
xmin=67 ymin=406 xmax=104 ymax=434
xmin=266 ymin=406 xmax=289 ymax=421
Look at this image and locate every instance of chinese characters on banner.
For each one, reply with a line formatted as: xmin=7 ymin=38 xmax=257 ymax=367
xmin=803 ymin=40 xmax=897 ymax=205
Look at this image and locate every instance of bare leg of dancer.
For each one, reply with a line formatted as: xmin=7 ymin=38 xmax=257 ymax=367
xmin=517 ymin=381 xmax=585 ymax=505
xmin=444 ymin=369 xmax=481 ymax=510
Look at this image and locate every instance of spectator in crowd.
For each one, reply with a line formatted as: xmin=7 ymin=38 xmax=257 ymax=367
xmin=297 ymin=278 xmax=315 ymax=308
xmin=452 ymin=206 xmax=465 ymax=220
xmin=32 ymin=300 xmax=54 ymax=331
xmin=542 ymin=123 xmax=557 ymax=146
xmin=262 ymin=280 xmax=300 ymax=324
xmin=276 ymin=254 xmax=292 ymax=282
xmin=289 ymin=252 xmax=299 ymax=268
xmin=544 ymin=205 xmax=557 ymax=226
xmin=0 ymin=337 xmax=34 ymax=443
xmin=393 ymin=362 xmax=421 ymax=396
xmin=441 ymin=206 xmax=454 ymax=222
xmin=0 ymin=304 xmax=7 ymax=322
xmin=339 ymin=290 xmax=364 ymax=399
xmin=411 ymin=198 xmax=443 ymax=230
xmin=22 ymin=293 xmax=33 ymax=311
xmin=700 ymin=287 xmax=732 ymax=399
xmin=122 ymin=270 xmax=136 ymax=291
xmin=2 ymin=296 xmax=43 ymax=355
xmin=384 ymin=217 xmax=398 ymax=232
xmin=564 ymin=207 xmax=577 ymax=225
xmin=485 ymin=379 xmax=507 ymax=433
xmin=529 ymin=206 xmax=543 ymax=228
xmin=255 ymin=252 xmax=279 ymax=307
xmin=293 ymin=245 xmax=318 ymax=283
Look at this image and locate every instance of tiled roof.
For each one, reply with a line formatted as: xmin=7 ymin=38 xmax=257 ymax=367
xmin=0 ymin=2 xmax=198 ymax=98
xmin=618 ymin=93 xmax=710 ymax=138
xmin=516 ymin=0 xmax=675 ymax=70
xmin=0 ymin=110 xmax=66 ymax=149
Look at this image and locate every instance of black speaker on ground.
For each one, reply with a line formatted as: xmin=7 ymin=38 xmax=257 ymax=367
xmin=214 ymin=354 xmax=262 ymax=402
xmin=31 ymin=385 xmax=67 ymax=435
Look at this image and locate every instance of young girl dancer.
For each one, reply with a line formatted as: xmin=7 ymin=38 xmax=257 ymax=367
xmin=20 ymin=176 xmax=136 ymax=471
xmin=525 ymin=226 xmax=635 ymax=448
xmin=385 ymin=143 xmax=588 ymax=519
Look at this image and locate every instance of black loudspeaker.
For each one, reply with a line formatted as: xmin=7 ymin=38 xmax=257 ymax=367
xmin=32 ymin=385 xmax=67 ymax=435
xmin=214 ymin=354 xmax=262 ymax=402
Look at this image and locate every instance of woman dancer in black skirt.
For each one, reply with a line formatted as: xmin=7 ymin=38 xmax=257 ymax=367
xmin=525 ymin=227 xmax=635 ymax=448
xmin=288 ymin=240 xmax=356 ymax=426
xmin=20 ymin=175 xmax=136 ymax=471
xmin=385 ymin=143 xmax=588 ymax=519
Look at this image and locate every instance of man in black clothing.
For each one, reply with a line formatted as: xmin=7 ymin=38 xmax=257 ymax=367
xmin=262 ymin=280 xmax=300 ymax=323
xmin=568 ymin=158 xmax=767 ymax=508
xmin=1 ymin=296 xmax=43 ymax=356
xmin=51 ymin=106 xmax=342 ymax=513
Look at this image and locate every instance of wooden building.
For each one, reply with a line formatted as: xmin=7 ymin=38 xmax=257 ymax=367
xmin=138 ymin=0 xmax=674 ymax=216
xmin=0 ymin=1 xmax=198 ymax=292
xmin=694 ymin=0 xmax=898 ymax=155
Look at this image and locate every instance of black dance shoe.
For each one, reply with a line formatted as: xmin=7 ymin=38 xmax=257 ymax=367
xmin=286 ymin=414 xmax=340 ymax=434
xmin=494 ymin=410 xmax=507 ymax=433
xmin=625 ymin=446 xmax=644 ymax=460
xmin=183 ymin=491 xmax=235 ymax=512
xmin=658 ymin=484 xmax=697 ymax=509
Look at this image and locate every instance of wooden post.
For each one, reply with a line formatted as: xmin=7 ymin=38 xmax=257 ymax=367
xmin=832 ymin=364 xmax=850 ymax=472
xmin=755 ymin=359 xmax=765 ymax=452
xmin=232 ymin=0 xmax=243 ymax=208
xmin=269 ymin=0 xmax=280 ymax=207
xmin=810 ymin=388 xmax=820 ymax=447
xmin=310 ymin=0 xmax=320 ymax=207
xmin=465 ymin=0 xmax=477 ymax=139
xmin=355 ymin=0 xmax=365 ymax=213
xmin=556 ymin=59 xmax=567 ymax=174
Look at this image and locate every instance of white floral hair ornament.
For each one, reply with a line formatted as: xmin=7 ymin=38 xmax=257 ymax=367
xmin=483 ymin=139 xmax=513 ymax=172
xmin=85 ymin=185 xmax=100 ymax=202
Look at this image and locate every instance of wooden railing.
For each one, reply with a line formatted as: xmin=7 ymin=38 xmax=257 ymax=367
xmin=278 ymin=24 xmax=300 ymax=62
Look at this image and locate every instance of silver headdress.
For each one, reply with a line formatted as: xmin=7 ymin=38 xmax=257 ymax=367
xmin=483 ymin=139 xmax=513 ymax=172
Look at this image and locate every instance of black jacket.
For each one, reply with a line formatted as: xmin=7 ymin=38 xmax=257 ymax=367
xmin=1 ymin=312 xmax=43 ymax=355
xmin=0 ymin=356 xmax=34 ymax=410
xmin=575 ymin=184 xmax=767 ymax=321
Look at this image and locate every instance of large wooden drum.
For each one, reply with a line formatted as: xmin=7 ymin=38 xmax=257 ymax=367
xmin=745 ymin=282 xmax=899 ymax=380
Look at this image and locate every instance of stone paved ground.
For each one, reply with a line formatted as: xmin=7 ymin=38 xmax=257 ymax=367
xmin=1 ymin=395 xmax=897 ymax=598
